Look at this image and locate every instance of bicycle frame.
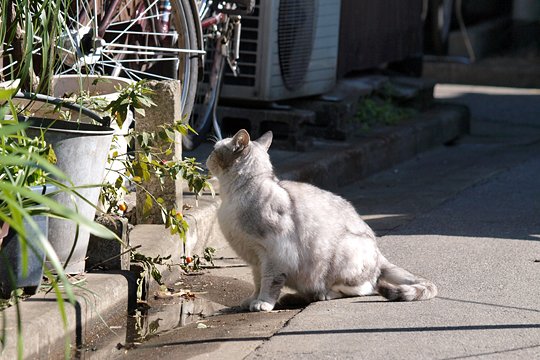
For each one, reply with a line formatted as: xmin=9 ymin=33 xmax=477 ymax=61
xmin=185 ymin=3 xmax=245 ymax=147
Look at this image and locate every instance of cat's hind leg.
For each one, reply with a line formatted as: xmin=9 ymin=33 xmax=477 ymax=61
xmin=316 ymin=290 xmax=343 ymax=301
xmin=322 ymin=282 xmax=376 ymax=300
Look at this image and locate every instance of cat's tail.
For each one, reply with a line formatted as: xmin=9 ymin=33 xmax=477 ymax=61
xmin=375 ymin=260 xmax=438 ymax=301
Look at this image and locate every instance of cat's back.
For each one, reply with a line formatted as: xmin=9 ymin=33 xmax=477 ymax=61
xmin=218 ymin=176 xmax=293 ymax=237
xmin=279 ymin=180 xmax=372 ymax=238
xmin=279 ymin=180 xmax=352 ymax=213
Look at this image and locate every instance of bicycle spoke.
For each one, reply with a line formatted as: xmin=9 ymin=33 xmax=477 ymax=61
xmin=100 ymin=61 xmax=143 ymax=81
xmin=101 ymin=61 xmax=175 ymax=81
xmin=0 ymin=46 xmax=14 ymax=54
xmin=100 ymin=57 xmax=180 ymax=63
xmin=91 ymin=50 xmax=117 ymax=77
xmin=66 ymin=11 xmax=91 ymax=30
xmin=108 ymin=0 xmax=141 ymax=28
xmin=91 ymin=0 xmax=99 ymax=36
xmin=109 ymin=13 xmax=162 ymax=27
xmin=55 ymin=45 xmax=77 ymax=56
xmin=57 ymin=15 xmax=82 ymax=58
xmin=106 ymin=0 xmax=161 ymax=48
xmin=104 ymin=43 xmax=204 ymax=54
xmin=105 ymin=50 xmax=159 ymax=55
xmin=105 ymin=30 xmax=179 ymax=37
xmin=56 ymin=66 xmax=79 ymax=76
xmin=0 ymin=61 xmax=18 ymax=73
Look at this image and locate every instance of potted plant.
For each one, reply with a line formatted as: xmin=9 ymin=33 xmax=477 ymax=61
xmin=1 ymin=79 xmax=117 ymax=284
xmin=1 ymin=0 xmax=118 ymax=274
xmin=1 ymin=77 xmax=118 ymax=357
xmin=13 ymin=92 xmax=116 ymax=274
xmin=1 ymin=2 xmax=121 ymax=357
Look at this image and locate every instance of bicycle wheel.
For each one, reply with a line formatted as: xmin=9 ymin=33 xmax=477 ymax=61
xmin=183 ymin=3 xmax=230 ymax=150
xmin=1 ymin=0 xmax=201 ymax=121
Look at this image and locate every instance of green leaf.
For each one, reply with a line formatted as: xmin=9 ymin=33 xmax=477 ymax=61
xmin=143 ymin=194 xmax=153 ymax=217
xmin=134 ymin=107 xmax=146 ymax=116
xmin=0 ymin=183 xmax=116 ymax=239
xmin=0 ymin=79 xmax=20 ymax=101
xmin=142 ymin=132 xmax=150 ymax=147
xmin=47 ymin=146 xmax=57 ymax=164
xmin=0 ymin=123 xmax=29 ymax=136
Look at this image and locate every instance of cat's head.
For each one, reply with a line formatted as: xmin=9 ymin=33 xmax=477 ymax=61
xmin=206 ymin=129 xmax=273 ymax=178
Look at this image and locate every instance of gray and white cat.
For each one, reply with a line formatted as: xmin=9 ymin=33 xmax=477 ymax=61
xmin=206 ymin=129 xmax=437 ymax=312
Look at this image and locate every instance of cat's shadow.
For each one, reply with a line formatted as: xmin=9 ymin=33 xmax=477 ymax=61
xmin=217 ymin=293 xmax=311 ymax=314
xmin=351 ymin=299 xmax=387 ymax=304
xmin=217 ymin=294 xmax=387 ymax=315
xmin=276 ymin=293 xmax=312 ymax=310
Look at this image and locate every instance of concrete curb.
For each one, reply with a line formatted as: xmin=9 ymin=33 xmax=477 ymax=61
xmin=280 ymin=103 xmax=469 ymax=189
xmin=2 ymin=272 xmax=134 ymax=359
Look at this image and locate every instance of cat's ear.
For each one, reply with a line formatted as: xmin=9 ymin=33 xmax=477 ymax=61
xmin=255 ymin=131 xmax=273 ymax=151
xmin=232 ymin=129 xmax=250 ymax=153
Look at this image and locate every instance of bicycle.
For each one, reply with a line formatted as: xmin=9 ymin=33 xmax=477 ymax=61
xmin=1 ymin=0 xmax=254 ymax=148
xmin=182 ymin=0 xmax=255 ymax=150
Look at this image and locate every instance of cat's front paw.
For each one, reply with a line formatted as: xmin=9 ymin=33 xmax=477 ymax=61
xmin=249 ymin=299 xmax=274 ymax=312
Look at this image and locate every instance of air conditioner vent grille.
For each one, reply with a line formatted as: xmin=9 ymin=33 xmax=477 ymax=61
xmin=278 ymin=0 xmax=317 ymax=90
xmin=217 ymin=0 xmax=340 ymax=102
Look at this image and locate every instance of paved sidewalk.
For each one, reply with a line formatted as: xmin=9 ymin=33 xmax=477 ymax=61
xmin=2 ymin=87 xmax=469 ymax=359
xmin=118 ymin=84 xmax=540 ymax=359
xmin=246 ymin=142 xmax=540 ymax=360
xmin=123 ymin=132 xmax=540 ymax=360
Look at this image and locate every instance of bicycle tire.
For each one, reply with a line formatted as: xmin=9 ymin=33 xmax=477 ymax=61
xmin=177 ymin=0 xmax=202 ymax=122
xmin=183 ymin=3 xmax=229 ymax=151
xmin=55 ymin=0 xmax=201 ymax=122
xmin=182 ymin=52 xmax=226 ymax=151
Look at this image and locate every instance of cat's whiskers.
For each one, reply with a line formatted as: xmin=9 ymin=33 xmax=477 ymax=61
xmin=207 ymin=134 xmax=220 ymax=144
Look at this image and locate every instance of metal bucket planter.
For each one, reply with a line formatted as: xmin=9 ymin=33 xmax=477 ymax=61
xmin=17 ymin=93 xmax=115 ymax=274
xmin=0 ymin=185 xmax=56 ymax=298
xmin=51 ymin=75 xmax=135 ymax=198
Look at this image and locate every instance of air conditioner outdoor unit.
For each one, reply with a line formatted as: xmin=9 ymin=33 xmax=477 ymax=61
xmin=219 ymin=0 xmax=341 ymax=102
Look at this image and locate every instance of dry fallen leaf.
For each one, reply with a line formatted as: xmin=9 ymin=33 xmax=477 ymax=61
xmin=154 ymin=289 xmax=197 ymax=300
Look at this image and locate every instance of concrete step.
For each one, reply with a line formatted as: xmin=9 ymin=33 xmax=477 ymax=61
xmin=423 ymin=21 xmax=540 ymax=88
xmin=1 ymin=273 xmax=135 ymax=359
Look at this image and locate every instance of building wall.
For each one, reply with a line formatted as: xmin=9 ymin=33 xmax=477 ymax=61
xmin=338 ymin=0 xmax=424 ymax=77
